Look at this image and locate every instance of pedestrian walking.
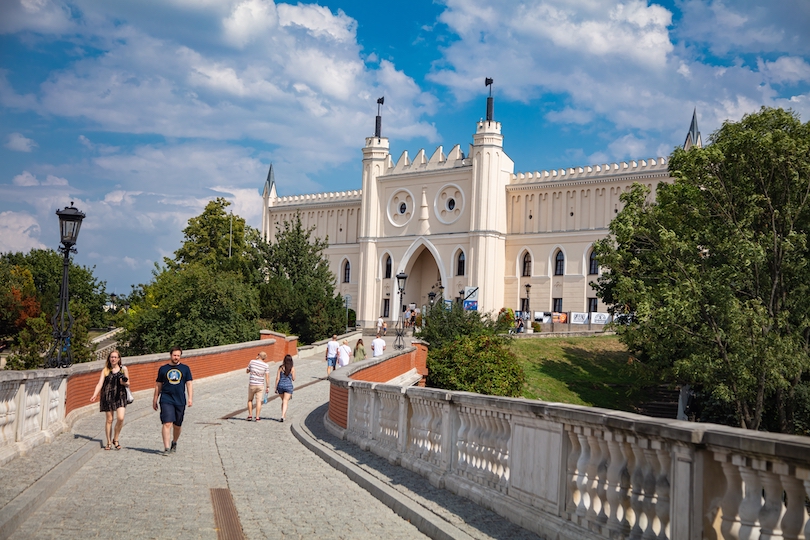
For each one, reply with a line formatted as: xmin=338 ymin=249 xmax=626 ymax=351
xmin=153 ymin=347 xmax=193 ymax=456
xmin=90 ymin=350 xmax=130 ymax=450
xmin=382 ymin=321 xmax=387 ymax=336
xmin=353 ymin=338 xmax=367 ymax=361
xmin=376 ymin=316 xmax=383 ymax=334
xmin=371 ymin=333 xmax=386 ymax=357
xmin=337 ymin=339 xmax=352 ymax=368
xmin=246 ymin=351 xmax=270 ymax=421
xmin=274 ymin=354 xmax=295 ymax=422
xmin=325 ymin=334 xmax=339 ymax=375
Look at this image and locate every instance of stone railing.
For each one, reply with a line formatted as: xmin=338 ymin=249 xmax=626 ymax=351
xmin=327 ymin=354 xmax=810 ymax=540
xmin=0 ymin=330 xmax=297 ymax=465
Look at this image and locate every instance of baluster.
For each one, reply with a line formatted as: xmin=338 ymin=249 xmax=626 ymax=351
xmin=566 ymin=428 xmax=583 ymax=516
xmin=715 ymin=452 xmax=743 ymax=540
xmin=775 ymin=464 xmax=807 ymax=540
xmin=654 ymin=443 xmax=671 ymax=540
xmin=576 ymin=430 xmax=592 ymax=518
xmin=596 ymin=437 xmax=610 ymax=524
xmin=735 ymin=455 xmax=762 ymax=540
xmin=429 ymin=403 xmax=443 ymax=464
xmin=456 ymin=409 xmax=470 ymax=473
xmin=757 ymin=463 xmax=785 ymax=540
xmin=606 ymin=433 xmax=631 ymax=536
xmin=629 ymin=439 xmax=648 ymax=540
xmin=641 ymin=443 xmax=660 ymax=540
xmin=620 ymin=438 xmax=635 ymax=534
xmin=803 ymin=472 xmax=810 ymax=540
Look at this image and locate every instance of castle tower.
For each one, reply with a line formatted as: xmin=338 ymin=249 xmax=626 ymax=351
xmin=357 ymin=101 xmax=391 ymax=327
xmin=683 ymin=108 xmax=702 ymax=150
xmin=468 ymin=84 xmax=514 ymax=314
xmin=261 ymin=164 xmax=277 ymax=242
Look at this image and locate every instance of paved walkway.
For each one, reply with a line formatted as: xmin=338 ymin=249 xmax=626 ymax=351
xmin=0 ymin=337 xmax=540 ymax=540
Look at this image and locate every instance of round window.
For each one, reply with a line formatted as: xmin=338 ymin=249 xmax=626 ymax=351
xmin=447 ymin=198 xmax=455 ymax=211
xmin=399 ymin=202 xmax=407 ymax=214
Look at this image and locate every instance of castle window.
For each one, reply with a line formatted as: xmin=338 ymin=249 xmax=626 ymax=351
xmin=589 ymin=251 xmax=599 ymax=275
xmin=343 ymin=260 xmax=351 ymax=283
xmin=384 ymin=255 xmax=392 ymax=279
xmin=554 ymin=251 xmax=565 ymax=276
xmin=399 ymin=202 xmax=407 ymax=214
xmin=522 ymin=252 xmax=532 ymax=277
xmin=553 ymin=298 xmax=563 ymax=312
xmin=587 ymin=298 xmax=598 ymax=313
xmin=447 ymin=198 xmax=456 ymax=211
xmin=456 ymin=252 xmax=466 ymax=276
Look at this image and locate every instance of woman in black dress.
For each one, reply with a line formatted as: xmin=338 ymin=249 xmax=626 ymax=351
xmin=90 ymin=350 xmax=130 ymax=450
xmin=274 ymin=354 xmax=296 ymax=422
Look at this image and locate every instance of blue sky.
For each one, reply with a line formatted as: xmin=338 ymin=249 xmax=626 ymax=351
xmin=1 ymin=0 xmax=809 ymax=295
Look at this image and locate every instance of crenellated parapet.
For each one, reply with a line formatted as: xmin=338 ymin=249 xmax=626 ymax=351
xmin=509 ymin=157 xmax=669 ymax=187
xmin=270 ymin=189 xmax=363 ymax=207
xmin=386 ymin=144 xmax=470 ymax=176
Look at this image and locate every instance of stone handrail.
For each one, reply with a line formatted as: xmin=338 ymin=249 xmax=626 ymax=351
xmin=0 ymin=332 xmax=297 ymax=466
xmin=327 ymin=356 xmax=810 ymax=540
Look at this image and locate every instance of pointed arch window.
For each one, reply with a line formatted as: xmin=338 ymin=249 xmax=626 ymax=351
xmin=456 ymin=251 xmax=466 ymax=276
xmin=522 ymin=252 xmax=532 ymax=277
xmin=554 ymin=251 xmax=565 ymax=276
xmin=384 ymin=255 xmax=392 ymax=279
xmin=589 ymin=250 xmax=599 ymax=275
xmin=343 ymin=260 xmax=351 ymax=283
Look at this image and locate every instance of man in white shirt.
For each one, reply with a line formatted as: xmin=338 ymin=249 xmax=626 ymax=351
xmin=376 ymin=316 xmax=383 ymax=334
xmin=337 ymin=339 xmax=352 ymax=368
xmin=371 ymin=334 xmax=386 ymax=357
xmin=325 ymin=335 xmax=339 ymax=376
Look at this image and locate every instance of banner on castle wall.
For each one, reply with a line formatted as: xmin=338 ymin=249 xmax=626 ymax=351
xmin=552 ymin=312 xmax=568 ymax=323
xmin=571 ymin=312 xmax=589 ymax=324
xmin=591 ymin=312 xmax=611 ymax=325
xmin=535 ymin=312 xmax=550 ymax=323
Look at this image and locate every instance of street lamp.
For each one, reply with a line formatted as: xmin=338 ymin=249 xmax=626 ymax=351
xmin=110 ymin=292 xmax=118 ymax=312
xmin=394 ymin=271 xmax=408 ymax=349
xmin=46 ymin=203 xmax=85 ymax=368
xmin=525 ymin=283 xmax=532 ymax=331
xmin=428 ymin=291 xmax=436 ymax=305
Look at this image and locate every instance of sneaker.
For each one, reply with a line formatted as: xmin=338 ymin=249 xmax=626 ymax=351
xmin=170 ymin=441 xmax=177 ymax=453
xmin=161 ymin=448 xmax=171 ymax=456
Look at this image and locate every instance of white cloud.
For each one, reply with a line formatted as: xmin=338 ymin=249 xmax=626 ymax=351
xmin=759 ymin=56 xmax=810 ymax=85
xmin=0 ymin=211 xmax=46 ymax=252
xmin=12 ymin=171 xmax=39 ymax=186
xmin=277 ymin=3 xmax=356 ymax=42
xmin=5 ymin=132 xmax=37 ymax=152
xmin=223 ymin=0 xmax=279 ymax=48
xmin=0 ymin=0 xmax=75 ymax=34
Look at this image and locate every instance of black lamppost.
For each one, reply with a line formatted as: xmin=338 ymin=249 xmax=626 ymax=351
xmin=46 ymin=203 xmax=85 ymax=368
xmin=110 ymin=292 xmax=117 ymax=312
xmin=525 ymin=283 xmax=532 ymax=331
xmin=394 ymin=271 xmax=408 ymax=350
xmin=428 ymin=291 xmax=436 ymax=305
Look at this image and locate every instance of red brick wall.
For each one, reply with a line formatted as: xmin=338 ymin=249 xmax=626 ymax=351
xmin=65 ymin=337 xmax=298 ymax=416
xmin=349 ymin=342 xmax=428 ymax=384
xmin=329 ymin=385 xmax=348 ymax=428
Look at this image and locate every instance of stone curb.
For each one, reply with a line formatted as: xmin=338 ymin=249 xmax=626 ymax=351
xmin=291 ymin=403 xmax=474 ymax=540
xmin=0 ymin=404 xmax=154 ymax=539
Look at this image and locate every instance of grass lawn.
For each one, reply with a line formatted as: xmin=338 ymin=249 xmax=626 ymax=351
xmin=511 ymin=335 xmax=647 ymax=412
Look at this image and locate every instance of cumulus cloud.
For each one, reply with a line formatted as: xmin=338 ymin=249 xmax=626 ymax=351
xmin=5 ymin=132 xmax=37 ymax=152
xmin=12 ymin=171 xmax=68 ymax=186
xmin=0 ymin=211 xmax=46 ymax=252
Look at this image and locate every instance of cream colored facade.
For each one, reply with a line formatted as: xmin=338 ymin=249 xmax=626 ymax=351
xmin=262 ymin=103 xmax=684 ymax=328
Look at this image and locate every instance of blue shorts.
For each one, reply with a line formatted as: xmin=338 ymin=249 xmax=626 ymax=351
xmin=160 ymin=402 xmax=186 ymax=426
xmin=327 ymin=356 xmax=337 ymax=368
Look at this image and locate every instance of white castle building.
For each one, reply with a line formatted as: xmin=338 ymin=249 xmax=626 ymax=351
xmin=261 ymin=96 xmax=700 ymax=329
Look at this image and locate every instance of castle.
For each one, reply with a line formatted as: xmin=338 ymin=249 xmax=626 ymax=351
xmin=261 ymin=96 xmax=699 ymax=328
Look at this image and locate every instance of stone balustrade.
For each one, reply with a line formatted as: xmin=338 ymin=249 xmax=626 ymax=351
xmin=327 ymin=350 xmax=810 ymax=540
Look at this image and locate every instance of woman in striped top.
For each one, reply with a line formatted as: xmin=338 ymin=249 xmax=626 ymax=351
xmin=246 ymin=352 xmax=270 ymax=421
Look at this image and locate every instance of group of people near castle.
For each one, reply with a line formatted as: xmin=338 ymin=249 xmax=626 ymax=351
xmin=90 ymin=347 xmax=296 ymax=454
xmin=324 ymin=333 xmax=387 ymax=375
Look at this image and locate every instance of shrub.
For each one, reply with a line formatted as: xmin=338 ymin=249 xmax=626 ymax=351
xmin=531 ymin=322 xmax=542 ymax=333
xmin=427 ymin=334 xmax=525 ymax=397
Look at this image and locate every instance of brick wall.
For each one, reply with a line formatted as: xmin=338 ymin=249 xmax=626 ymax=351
xmin=349 ymin=342 xmax=428 ymax=384
xmin=329 ymin=384 xmax=348 ymax=428
xmin=65 ymin=336 xmax=298 ymax=416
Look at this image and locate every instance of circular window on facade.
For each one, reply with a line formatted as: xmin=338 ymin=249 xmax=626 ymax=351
xmin=434 ymin=184 xmax=464 ymax=224
xmin=387 ymin=190 xmax=414 ymax=227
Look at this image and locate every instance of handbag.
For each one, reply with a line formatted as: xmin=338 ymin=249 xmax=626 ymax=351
xmin=125 ymin=387 xmax=134 ymax=404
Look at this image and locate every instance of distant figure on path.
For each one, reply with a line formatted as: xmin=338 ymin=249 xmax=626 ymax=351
xmin=325 ymin=335 xmax=339 ymax=376
xmin=376 ymin=316 xmax=384 ymax=334
xmin=353 ymin=338 xmax=367 ymax=361
xmin=246 ymin=351 xmax=270 ymax=421
xmin=153 ymin=347 xmax=193 ymax=456
xmin=337 ymin=339 xmax=352 ymax=368
xmin=371 ymin=334 xmax=386 ymax=358
xmin=90 ymin=350 xmax=130 ymax=450
xmin=275 ymin=354 xmax=295 ymax=422
xmin=382 ymin=321 xmax=387 ymax=336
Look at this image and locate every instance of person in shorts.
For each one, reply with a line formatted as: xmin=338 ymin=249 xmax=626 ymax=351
xmin=371 ymin=333 xmax=386 ymax=357
xmin=325 ymin=334 xmax=339 ymax=376
xmin=153 ymin=347 xmax=193 ymax=456
xmin=246 ymin=351 xmax=270 ymax=421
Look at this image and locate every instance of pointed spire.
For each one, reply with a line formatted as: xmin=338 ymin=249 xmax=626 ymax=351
xmin=262 ymin=164 xmax=277 ymax=198
xmin=683 ymin=108 xmax=702 ymax=150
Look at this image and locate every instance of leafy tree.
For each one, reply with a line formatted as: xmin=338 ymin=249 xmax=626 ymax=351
xmin=419 ymin=300 xmax=525 ymax=396
xmin=259 ymin=212 xmax=344 ymax=344
xmin=123 ymin=263 xmax=260 ymax=354
xmin=594 ymin=107 xmax=810 ymax=432
xmin=6 ymin=300 xmax=93 ymax=369
xmin=0 ymin=261 xmax=41 ymax=339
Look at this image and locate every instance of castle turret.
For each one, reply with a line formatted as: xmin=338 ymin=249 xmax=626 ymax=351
xmin=683 ymin=108 xmax=702 ymax=150
xmin=261 ymin=164 xmax=278 ymax=242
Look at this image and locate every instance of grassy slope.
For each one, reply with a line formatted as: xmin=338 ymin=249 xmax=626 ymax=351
xmin=511 ymin=335 xmax=644 ymax=412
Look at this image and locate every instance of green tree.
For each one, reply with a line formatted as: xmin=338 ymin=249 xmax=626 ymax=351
xmin=0 ymin=261 xmax=41 ymax=339
xmin=259 ymin=212 xmax=344 ymax=344
xmin=419 ymin=300 xmax=525 ymax=396
xmin=124 ymin=263 xmax=260 ymax=354
xmin=6 ymin=300 xmax=93 ymax=369
xmin=594 ymin=107 xmax=810 ymax=432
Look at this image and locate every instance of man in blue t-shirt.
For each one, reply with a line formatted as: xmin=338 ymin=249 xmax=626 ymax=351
xmin=153 ymin=347 xmax=193 ymax=456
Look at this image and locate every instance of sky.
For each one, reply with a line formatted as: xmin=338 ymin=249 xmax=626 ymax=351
xmin=1 ymin=0 xmax=809 ymax=295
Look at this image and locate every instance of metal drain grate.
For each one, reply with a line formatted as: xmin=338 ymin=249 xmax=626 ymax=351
xmin=210 ymin=488 xmax=245 ymax=540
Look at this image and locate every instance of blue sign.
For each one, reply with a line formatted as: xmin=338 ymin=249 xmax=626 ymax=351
xmin=463 ymin=300 xmax=478 ymax=311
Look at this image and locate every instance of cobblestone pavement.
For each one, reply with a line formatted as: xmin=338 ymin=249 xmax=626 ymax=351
xmin=2 ymin=337 xmax=540 ymax=539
